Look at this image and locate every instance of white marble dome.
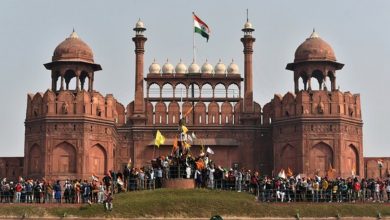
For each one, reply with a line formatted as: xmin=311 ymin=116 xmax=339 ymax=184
xmin=175 ymin=59 xmax=187 ymax=74
xmin=149 ymin=59 xmax=160 ymax=74
xmin=214 ymin=59 xmax=226 ymax=74
xmin=136 ymin=19 xmax=145 ymax=29
xmin=188 ymin=60 xmax=200 ymax=73
xmin=244 ymin=21 xmax=253 ymax=29
xmin=162 ymin=59 xmax=174 ymax=74
xmin=201 ymin=60 xmax=213 ymax=74
xmin=227 ymin=59 xmax=239 ymax=74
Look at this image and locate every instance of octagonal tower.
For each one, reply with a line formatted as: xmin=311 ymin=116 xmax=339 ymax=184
xmin=269 ymin=30 xmax=363 ymax=178
xmin=24 ymin=30 xmax=124 ymax=180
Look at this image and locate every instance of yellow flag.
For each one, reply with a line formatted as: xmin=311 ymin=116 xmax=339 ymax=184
xmin=154 ymin=130 xmax=165 ymax=148
xmin=181 ymin=125 xmax=188 ymax=134
xmin=184 ymin=142 xmax=191 ymax=149
xmin=127 ymin=158 xmax=132 ymax=168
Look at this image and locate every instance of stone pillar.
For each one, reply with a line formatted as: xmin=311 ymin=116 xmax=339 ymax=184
xmin=331 ymin=76 xmax=336 ymax=91
xmin=132 ymin=33 xmax=147 ymax=115
xmin=76 ymin=70 xmax=81 ymax=91
xmin=60 ymin=74 xmax=64 ymax=91
xmin=307 ymin=78 xmax=312 ymax=91
xmin=91 ymin=75 xmax=94 ymax=91
xmin=51 ymin=71 xmax=57 ymax=91
xmin=294 ymin=76 xmax=299 ymax=93
xmin=80 ymin=76 xmax=85 ymax=90
xmin=88 ymin=73 xmax=94 ymax=92
xmin=241 ymin=35 xmax=255 ymax=113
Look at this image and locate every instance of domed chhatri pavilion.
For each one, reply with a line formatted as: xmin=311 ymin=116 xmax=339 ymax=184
xmin=1 ymin=19 xmax=388 ymax=180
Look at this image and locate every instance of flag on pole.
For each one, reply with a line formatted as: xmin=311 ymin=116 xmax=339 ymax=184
xmin=278 ymin=169 xmax=286 ymax=179
xmin=377 ymin=159 xmax=384 ymax=167
xmin=193 ymin=12 xmax=210 ymax=42
xmin=191 ymin=132 xmax=197 ymax=139
xmin=206 ymin=147 xmax=214 ymax=155
xmin=181 ymin=125 xmax=189 ymax=134
xmin=172 ymin=137 xmax=178 ymax=151
xmin=187 ymin=134 xmax=193 ymax=143
xmin=154 ymin=130 xmax=165 ymax=148
xmin=183 ymin=106 xmax=193 ymax=117
xmin=286 ymin=167 xmax=293 ymax=177
xmin=127 ymin=158 xmax=132 ymax=168
xmin=117 ymin=176 xmax=124 ymax=186
xmin=184 ymin=142 xmax=191 ymax=149
xmin=92 ymin=173 xmax=99 ymax=182
xmin=195 ymin=159 xmax=205 ymax=170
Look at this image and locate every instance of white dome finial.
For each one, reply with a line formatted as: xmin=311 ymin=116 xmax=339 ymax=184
xmin=309 ymin=28 xmax=319 ymax=38
xmin=69 ymin=29 xmax=79 ymax=39
xmin=136 ymin=18 xmax=144 ymax=28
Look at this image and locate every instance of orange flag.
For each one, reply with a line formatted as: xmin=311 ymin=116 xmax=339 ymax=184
xmin=287 ymin=167 xmax=293 ymax=177
xmin=195 ymin=159 xmax=205 ymax=170
xmin=172 ymin=137 xmax=178 ymax=154
xmin=327 ymin=164 xmax=335 ymax=180
xmin=183 ymin=106 xmax=193 ymax=117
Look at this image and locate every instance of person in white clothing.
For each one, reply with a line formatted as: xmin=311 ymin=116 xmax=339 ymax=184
xmin=98 ymin=182 xmax=105 ymax=203
xmin=208 ymin=164 xmax=215 ymax=189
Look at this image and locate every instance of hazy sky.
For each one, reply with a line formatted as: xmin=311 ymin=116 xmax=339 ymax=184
xmin=0 ymin=0 xmax=389 ymax=157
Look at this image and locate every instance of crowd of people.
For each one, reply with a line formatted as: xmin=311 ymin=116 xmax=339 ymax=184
xmin=123 ymin=153 xmax=390 ymax=203
xmin=0 ymin=174 xmax=116 ymax=210
xmin=1 ymin=162 xmax=390 ymax=205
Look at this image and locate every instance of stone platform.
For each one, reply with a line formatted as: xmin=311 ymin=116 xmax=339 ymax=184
xmin=162 ymin=178 xmax=195 ymax=189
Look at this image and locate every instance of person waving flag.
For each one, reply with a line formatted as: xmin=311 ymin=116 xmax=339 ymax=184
xmin=193 ymin=12 xmax=210 ymax=42
xmin=155 ymin=130 xmax=165 ymax=148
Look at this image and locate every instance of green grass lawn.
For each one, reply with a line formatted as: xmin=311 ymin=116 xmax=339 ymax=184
xmin=0 ymin=189 xmax=389 ymax=218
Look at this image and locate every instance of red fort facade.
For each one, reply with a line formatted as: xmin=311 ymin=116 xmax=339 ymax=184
xmin=0 ymin=19 xmax=389 ymax=180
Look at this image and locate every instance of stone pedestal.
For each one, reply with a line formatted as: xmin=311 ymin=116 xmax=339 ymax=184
xmin=162 ymin=178 xmax=195 ymax=189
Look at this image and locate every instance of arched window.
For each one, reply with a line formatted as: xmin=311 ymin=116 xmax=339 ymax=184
xmin=280 ymin=144 xmax=296 ymax=172
xmin=80 ymin=71 xmax=89 ymax=91
xmin=214 ymin=83 xmax=226 ymax=98
xmin=174 ymin=83 xmax=186 ymax=100
xmin=346 ymin=144 xmax=359 ymax=175
xmin=312 ymin=69 xmax=324 ymax=90
xmin=52 ymin=142 xmax=77 ymax=173
xmin=161 ymin=83 xmax=173 ymax=98
xmin=29 ymin=144 xmax=41 ymax=174
xmin=227 ymin=83 xmax=240 ymax=98
xmin=64 ymin=69 xmax=77 ymax=90
xmin=87 ymin=144 xmax=107 ymax=175
xmin=188 ymin=83 xmax=200 ymax=98
xmin=309 ymin=142 xmax=333 ymax=177
xmin=148 ymin=83 xmax=160 ymax=98
xmin=201 ymin=83 xmax=213 ymax=98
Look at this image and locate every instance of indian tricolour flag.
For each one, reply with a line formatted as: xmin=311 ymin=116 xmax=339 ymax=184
xmin=193 ymin=12 xmax=210 ymax=42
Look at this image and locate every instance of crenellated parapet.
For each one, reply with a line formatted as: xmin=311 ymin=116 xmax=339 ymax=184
xmin=26 ymin=89 xmax=125 ymax=124
xmin=269 ymin=90 xmax=361 ymax=121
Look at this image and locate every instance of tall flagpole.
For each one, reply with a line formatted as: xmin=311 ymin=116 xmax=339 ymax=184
xmin=192 ymin=12 xmax=196 ymax=63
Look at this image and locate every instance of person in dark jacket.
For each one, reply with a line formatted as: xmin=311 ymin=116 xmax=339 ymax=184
xmin=54 ymin=180 xmax=62 ymax=203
